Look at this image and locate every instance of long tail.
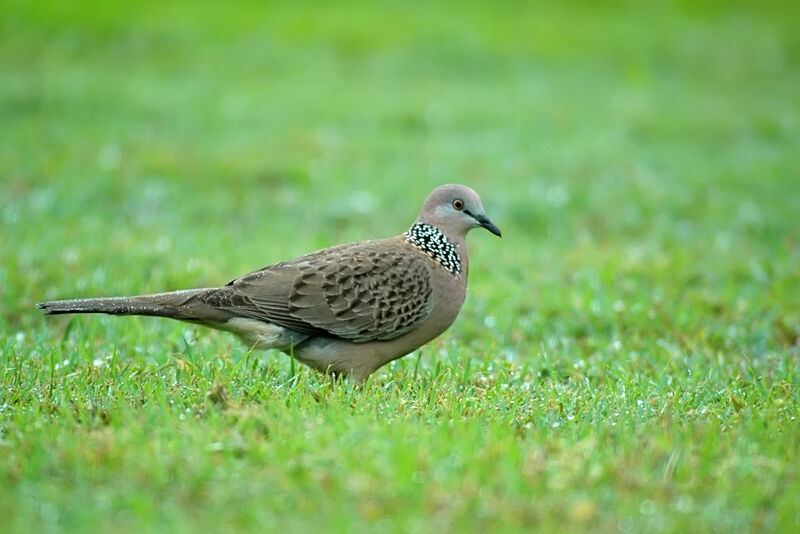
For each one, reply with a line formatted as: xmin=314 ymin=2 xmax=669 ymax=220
xmin=37 ymin=288 xmax=231 ymax=322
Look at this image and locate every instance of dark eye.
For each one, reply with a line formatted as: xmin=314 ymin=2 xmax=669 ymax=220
xmin=452 ymin=199 xmax=464 ymax=211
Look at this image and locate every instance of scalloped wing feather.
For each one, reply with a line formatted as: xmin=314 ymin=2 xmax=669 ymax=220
xmin=203 ymin=240 xmax=434 ymax=343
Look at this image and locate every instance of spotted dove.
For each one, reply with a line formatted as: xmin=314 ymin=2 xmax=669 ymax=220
xmin=38 ymin=184 xmax=501 ymax=380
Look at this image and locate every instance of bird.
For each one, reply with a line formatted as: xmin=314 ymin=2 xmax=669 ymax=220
xmin=38 ymin=184 xmax=501 ymax=381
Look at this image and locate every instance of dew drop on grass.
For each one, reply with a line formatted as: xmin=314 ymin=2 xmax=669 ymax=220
xmin=672 ymin=495 xmax=694 ymax=512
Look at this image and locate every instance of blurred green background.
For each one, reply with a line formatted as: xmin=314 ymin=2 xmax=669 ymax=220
xmin=1 ymin=1 xmax=799 ymax=532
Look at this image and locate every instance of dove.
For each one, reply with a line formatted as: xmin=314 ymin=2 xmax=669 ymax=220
xmin=38 ymin=184 xmax=501 ymax=381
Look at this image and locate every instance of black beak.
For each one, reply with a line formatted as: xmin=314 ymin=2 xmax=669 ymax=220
xmin=469 ymin=212 xmax=502 ymax=237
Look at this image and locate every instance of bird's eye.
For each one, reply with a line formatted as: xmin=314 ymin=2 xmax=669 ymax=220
xmin=452 ymin=199 xmax=464 ymax=211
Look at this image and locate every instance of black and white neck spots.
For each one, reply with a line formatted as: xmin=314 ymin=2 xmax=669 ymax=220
xmin=403 ymin=223 xmax=462 ymax=276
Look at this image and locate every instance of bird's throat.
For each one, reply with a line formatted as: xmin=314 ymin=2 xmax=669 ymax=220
xmin=403 ymin=223 xmax=462 ymax=276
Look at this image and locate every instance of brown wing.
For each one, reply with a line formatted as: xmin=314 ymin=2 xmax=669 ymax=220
xmin=287 ymin=244 xmax=434 ymax=342
xmin=202 ymin=240 xmax=434 ymax=343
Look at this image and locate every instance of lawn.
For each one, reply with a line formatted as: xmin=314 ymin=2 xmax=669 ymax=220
xmin=1 ymin=1 xmax=799 ymax=532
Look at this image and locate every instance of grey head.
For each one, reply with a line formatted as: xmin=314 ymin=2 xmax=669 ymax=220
xmin=415 ymin=184 xmax=501 ymax=239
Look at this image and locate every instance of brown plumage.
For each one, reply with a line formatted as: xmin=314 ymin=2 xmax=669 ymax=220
xmin=38 ymin=184 xmax=501 ymax=381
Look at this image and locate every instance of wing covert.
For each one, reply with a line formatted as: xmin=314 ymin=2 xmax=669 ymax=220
xmin=204 ymin=241 xmax=434 ymax=343
xmin=287 ymin=246 xmax=434 ymax=342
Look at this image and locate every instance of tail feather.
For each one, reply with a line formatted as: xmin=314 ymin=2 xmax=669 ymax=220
xmin=37 ymin=289 xmax=229 ymax=322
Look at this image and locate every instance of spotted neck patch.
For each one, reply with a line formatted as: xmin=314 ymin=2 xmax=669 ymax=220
xmin=403 ymin=223 xmax=462 ymax=276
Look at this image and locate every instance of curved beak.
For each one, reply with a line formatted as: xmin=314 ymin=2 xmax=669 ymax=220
xmin=472 ymin=213 xmax=502 ymax=237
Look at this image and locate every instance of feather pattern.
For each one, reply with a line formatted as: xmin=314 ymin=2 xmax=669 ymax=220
xmin=201 ymin=239 xmax=434 ymax=342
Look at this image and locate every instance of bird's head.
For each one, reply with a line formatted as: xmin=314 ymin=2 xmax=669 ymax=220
xmin=416 ymin=184 xmax=501 ymax=239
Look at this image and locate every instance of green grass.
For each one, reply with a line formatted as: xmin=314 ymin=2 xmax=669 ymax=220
xmin=2 ymin=1 xmax=799 ymax=532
